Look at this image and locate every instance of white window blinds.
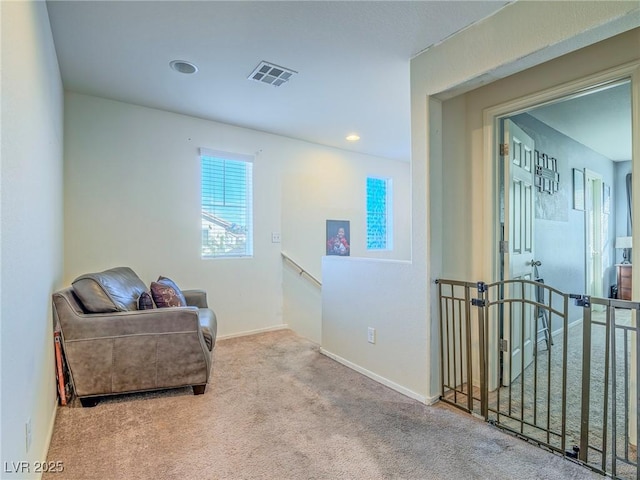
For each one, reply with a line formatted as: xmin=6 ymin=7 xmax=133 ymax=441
xmin=200 ymin=149 xmax=253 ymax=258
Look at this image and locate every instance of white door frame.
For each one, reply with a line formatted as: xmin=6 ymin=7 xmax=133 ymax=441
xmin=584 ymin=168 xmax=604 ymax=300
xmin=481 ymin=61 xmax=640 ymax=392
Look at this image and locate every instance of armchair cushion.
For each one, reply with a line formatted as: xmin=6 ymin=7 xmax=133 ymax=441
xmin=72 ymin=267 xmax=147 ymax=313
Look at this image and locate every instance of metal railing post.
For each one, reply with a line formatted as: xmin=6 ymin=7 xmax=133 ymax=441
xmin=610 ymin=305 xmax=617 ymax=478
xmin=464 ymin=283 xmax=473 ymax=412
xmin=574 ymin=294 xmax=592 ymax=464
xmin=636 ymin=308 xmax=640 ymax=480
xmin=600 ymin=302 xmax=611 ymax=473
xmin=437 ymin=280 xmax=445 ymax=401
xmin=474 ymin=281 xmax=489 ymax=420
xmin=560 ymin=293 xmax=568 ymax=454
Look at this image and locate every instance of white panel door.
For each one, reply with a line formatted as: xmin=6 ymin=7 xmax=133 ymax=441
xmin=504 ymin=119 xmax=536 ymax=384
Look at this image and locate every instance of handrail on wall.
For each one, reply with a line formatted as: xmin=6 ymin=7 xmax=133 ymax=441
xmin=281 ymin=251 xmax=322 ymax=287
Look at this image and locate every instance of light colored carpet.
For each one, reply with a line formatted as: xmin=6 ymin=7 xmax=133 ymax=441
xmin=45 ymin=329 xmax=599 ymax=480
xmin=491 ymin=309 xmax=636 ymax=476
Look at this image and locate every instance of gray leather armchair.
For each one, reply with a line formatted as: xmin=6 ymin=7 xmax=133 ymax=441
xmin=52 ymin=267 xmax=216 ymax=406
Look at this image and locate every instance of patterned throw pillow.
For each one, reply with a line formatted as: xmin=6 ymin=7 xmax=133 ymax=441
xmin=156 ymin=276 xmax=187 ymax=305
xmin=138 ymin=291 xmax=155 ymax=310
xmin=150 ymin=276 xmax=187 ymax=308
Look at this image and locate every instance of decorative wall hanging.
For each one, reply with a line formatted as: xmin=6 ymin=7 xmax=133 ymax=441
xmin=326 ymin=220 xmax=350 ymax=256
xmin=534 ymin=150 xmax=559 ymax=194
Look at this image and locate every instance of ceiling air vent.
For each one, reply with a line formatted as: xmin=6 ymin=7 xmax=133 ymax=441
xmin=248 ymin=61 xmax=297 ymax=87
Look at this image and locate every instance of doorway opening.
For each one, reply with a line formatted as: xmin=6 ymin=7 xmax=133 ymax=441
xmin=493 ymin=78 xmax=633 ymax=392
xmin=498 ymin=79 xmax=632 ymax=300
xmin=453 ymin=67 xmax=639 ymax=477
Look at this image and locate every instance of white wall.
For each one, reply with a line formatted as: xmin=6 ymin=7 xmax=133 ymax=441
xmin=321 ymin=2 xmax=640 ymax=403
xmin=282 ymin=148 xmax=411 ymax=343
xmin=452 ymin=28 xmax=640 ymax=283
xmin=322 ymin=257 xmax=425 ymax=400
xmin=512 ymin=113 xmax=617 ymax=322
xmin=421 ymin=0 xmax=640 ymax=100
xmin=1 ymin=1 xmax=64 ymax=475
xmin=64 ymin=93 xmax=410 ymax=340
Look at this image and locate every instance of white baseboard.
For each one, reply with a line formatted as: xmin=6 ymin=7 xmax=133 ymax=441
xmin=218 ymin=324 xmax=289 ymax=341
xmin=549 ymin=316 xmax=582 ymax=340
xmin=319 ymin=348 xmax=427 ymax=404
xmin=568 ymin=317 xmax=583 ymax=329
xmin=424 ymin=393 xmax=440 ymax=405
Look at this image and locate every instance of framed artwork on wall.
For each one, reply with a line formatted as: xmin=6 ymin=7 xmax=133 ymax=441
xmin=573 ymin=168 xmax=584 ymax=211
xmin=326 ymin=220 xmax=350 ymax=256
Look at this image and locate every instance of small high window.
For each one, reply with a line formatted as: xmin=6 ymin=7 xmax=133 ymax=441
xmin=366 ymin=176 xmax=393 ymax=250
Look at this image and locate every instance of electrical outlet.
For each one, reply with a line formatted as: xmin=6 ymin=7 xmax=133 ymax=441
xmin=271 ymin=232 xmax=281 ymax=243
xmin=25 ymin=418 xmax=32 ymax=452
xmin=367 ymin=327 xmax=376 ymax=344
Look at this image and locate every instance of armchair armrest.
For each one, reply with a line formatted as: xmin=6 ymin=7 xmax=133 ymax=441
xmin=183 ymin=289 xmax=208 ymax=308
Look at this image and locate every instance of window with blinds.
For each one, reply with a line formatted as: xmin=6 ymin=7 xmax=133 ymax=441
xmin=366 ymin=176 xmax=393 ymax=250
xmin=200 ymin=149 xmax=253 ymax=258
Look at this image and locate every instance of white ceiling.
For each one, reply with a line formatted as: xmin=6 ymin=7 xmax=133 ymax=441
xmin=46 ymin=0 xmax=510 ymax=162
xmin=46 ymin=1 xmax=633 ymax=163
xmin=528 ymin=81 xmax=632 ymax=161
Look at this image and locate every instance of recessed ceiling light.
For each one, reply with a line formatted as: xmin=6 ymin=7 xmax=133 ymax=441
xmin=346 ymin=134 xmax=360 ymax=142
xmin=169 ymin=60 xmax=198 ymax=74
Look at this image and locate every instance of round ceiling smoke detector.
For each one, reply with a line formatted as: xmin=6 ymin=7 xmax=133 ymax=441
xmin=169 ymin=60 xmax=198 ymax=74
